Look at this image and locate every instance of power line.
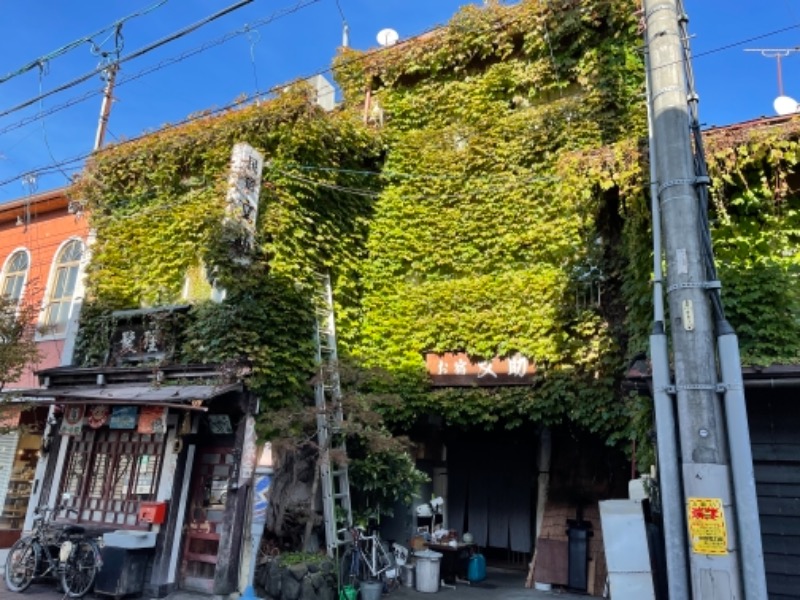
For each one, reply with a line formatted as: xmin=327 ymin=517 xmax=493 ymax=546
xmin=691 ymin=21 xmax=800 ymax=61
xmin=3 ymin=3 xmax=800 ymax=192
xmin=0 ymin=4 xmax=622 ymax=191
xmin=0 ymin=0 xmax=255 ymax=121
xmin=0 ymin=0 xmax=169 ymax=85
xmin=0 ymin=0 xmax=322 ymax=138
xmin=1 ymin=1 xmax=795 ymax=136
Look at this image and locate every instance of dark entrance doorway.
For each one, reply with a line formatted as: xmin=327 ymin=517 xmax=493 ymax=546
xmin=446 ymin=428 xmax=538 ymax=569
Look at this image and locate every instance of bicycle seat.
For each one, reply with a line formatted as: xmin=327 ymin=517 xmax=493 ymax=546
xmin=63 ymin=525 xmax=85 ymax=535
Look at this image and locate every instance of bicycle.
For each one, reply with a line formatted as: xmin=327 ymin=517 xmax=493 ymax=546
xmin=338 ymin=525 xmax=399 ymax=593
xmin=4 ymin=505 xmax=102 ymax=598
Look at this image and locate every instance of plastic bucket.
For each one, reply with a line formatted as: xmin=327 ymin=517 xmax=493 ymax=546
xmin=339 ymin=585 xmax=357 ymax=600
xmin=468 ymin=553 xmax=486 ymax=582
xmin=414 ymin=550 xmax=442 ymax=593
xmin=359 ymin=581 xmax=383 ymax=600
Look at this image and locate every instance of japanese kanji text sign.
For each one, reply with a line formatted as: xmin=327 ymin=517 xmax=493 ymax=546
xmin=225 ymin=142 xmax=264 ymax=252
xmin=425 ymin=352 xmax=537 ymax=386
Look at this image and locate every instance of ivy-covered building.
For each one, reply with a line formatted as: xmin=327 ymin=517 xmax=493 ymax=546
xmin=332 ymin=1 xmax=800 ymax=595
xmin=332 ymin=0 xmax=647 ymax=592
xmin=17 ymin=88 xmax=384 ymax=597
xmin=21 ymin=0 xmax=652 ymax=596
xmin=13 ymin=0 xmax=800 ymax=598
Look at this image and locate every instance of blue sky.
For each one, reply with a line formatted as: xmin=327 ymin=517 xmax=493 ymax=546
xmin=0 ymin=0 xmax=798 ymax=203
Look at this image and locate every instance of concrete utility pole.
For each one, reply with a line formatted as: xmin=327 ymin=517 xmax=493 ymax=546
xmin=644 ymin=1 xmax=767 ymax=598
xmin=93 ymin=63 xmax=118 ymax=151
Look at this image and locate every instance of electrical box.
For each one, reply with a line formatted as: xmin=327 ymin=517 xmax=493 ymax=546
xmin=137 ymin=501 xmax=167 ymax=525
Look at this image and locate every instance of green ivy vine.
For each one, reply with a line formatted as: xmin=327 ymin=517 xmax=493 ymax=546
xmin=333 ymin=0 xmax=647 ymax=443
xmin=75 ymin=88 xmax=384 ymax=415
xmin=72 ymin=0 xmax=800 ymax=471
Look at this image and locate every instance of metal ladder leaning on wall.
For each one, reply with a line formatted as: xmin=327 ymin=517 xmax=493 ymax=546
xmin=313 ymin=272 xmax=353 ymax=557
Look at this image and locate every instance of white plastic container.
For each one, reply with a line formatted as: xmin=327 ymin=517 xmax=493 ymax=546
xmin=359 ymin=580 xmax=383 ymax=600
xmin=414 ymin=550 xmax=442 ymax=593
xmin=401 ymin=564 xmax=415 ymax=588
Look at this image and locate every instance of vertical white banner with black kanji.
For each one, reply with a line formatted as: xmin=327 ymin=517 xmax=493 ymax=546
xmin=225 ymin=142 xmax=264 ymax=252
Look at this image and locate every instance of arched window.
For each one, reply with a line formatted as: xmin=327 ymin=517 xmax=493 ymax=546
xmin=1 ymin=250 xmax=29 ymax=303
xmin=43 ymin=240 xmax=84 ymax=336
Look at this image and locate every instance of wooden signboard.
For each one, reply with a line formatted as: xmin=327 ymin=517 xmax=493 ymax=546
xmin=425 ymin=352 xmax=537 ymax=387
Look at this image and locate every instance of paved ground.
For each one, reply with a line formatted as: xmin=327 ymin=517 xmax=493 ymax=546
xmin=0 ymin=569 xmax=589 ymax=600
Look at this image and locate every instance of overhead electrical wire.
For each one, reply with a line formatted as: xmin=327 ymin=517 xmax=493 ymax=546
xmin=1 ymin=1 xmax=795 ymax=135
xmin=0 ymin=0 xmax=255 ymax=121
xmin=2 ymin=4 xmax=800 ymax=193
xmin=0 ymin=0 xmax=169 ymax=85
xmin=0 ymin=0 xmax=322 ymax=138
xmin=38 ymin=67 xmax=75 ymax=185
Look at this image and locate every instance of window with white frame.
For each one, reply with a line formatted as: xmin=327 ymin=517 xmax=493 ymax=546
xmin=1 ymin=250 xmax=29 ymax=304
xmin=42 ymin=240 xmax=83 ymax=336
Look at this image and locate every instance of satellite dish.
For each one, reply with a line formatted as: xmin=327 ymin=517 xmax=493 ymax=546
xmin=376 ymin=28 xmax=399 ymax=47
xmin=774 ymin=95 xmax=799 ymax=116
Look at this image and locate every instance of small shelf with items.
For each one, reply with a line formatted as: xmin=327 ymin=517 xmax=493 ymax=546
xmin=1 ymin=447 xmax=38 ymax=530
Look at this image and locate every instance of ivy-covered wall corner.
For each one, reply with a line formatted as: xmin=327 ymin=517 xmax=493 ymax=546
xmin=73 ymin=87 xmax=384 ymax=428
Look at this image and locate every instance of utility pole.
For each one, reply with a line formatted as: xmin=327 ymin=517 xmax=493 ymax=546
xmin=93 ymin=63 xmax=118 ymax=151
xmin=644 ymin=1 xmax=767 ymax=598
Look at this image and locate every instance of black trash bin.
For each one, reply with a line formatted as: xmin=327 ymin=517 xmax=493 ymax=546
xmin=566 ymin=520 xmax=593 ymax=591
xmin=94 ymin=531 xmax=156 ymax=599
xmin=95 ymin=546 xmax=152 ymax=598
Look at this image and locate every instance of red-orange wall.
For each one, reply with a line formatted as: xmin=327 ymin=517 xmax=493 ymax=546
xmin=0 ymin=189 xmax=89 ymax=389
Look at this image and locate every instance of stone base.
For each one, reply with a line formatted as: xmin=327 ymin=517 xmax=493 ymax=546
xmin=258 ymin=559 xmax=337 ymax=600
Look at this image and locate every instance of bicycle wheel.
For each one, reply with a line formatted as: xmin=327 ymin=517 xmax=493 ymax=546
xmin=339 ymin=545 xmax=367 ymax=588
xmin=4 ymin=537 xmax=40 ymax=592
xmin=60 ymin=540 xmax=100 ymax=598
xmin=376 ymin=542 xmax=399 ymax=591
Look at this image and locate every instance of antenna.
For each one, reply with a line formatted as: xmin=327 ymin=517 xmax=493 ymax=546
xmin=333 ymin=0 xmax=349 ymax=48
xmin=376 ymin=28 xmax=399 ymax=47
xmin=745 ymin=48 xmax=800 ymax=115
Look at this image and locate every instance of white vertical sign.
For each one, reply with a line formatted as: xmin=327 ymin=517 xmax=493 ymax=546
xmin=225 ymin=142 xmax=264 ymax=251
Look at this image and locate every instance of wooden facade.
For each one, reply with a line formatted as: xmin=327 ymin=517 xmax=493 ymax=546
xmin=626 ymin=367 xmax=800 ymax=600
xmin=747 ymin=386 xmax=800 ymax=600
xmin=23 ymin=308 xmax=258 ymax=597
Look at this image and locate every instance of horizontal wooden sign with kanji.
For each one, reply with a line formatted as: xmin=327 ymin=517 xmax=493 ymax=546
xmin=425 ymin=352 xmax=537 ymax=387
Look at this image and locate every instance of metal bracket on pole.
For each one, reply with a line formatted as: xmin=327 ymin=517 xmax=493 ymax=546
xmin=658 ymin=178 xmax=695 ymax=193
xmin=658 ymin=177 xmax=709 ymax=195
xmin=676 ymin=383 xmax=727 ymax=393
xmin=661 ymin=383 xmax=731 ymax=394
xmin=666 ymin=280 xmax=721 ymax=293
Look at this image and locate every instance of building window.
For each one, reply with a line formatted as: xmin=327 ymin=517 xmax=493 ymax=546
xmin=1 ymin=251 xmax=29 ymax=304
xmin=42 ymin=240 xmax=83 ymax=336
xmin=59 ymin=428 xmax=165 ymax=526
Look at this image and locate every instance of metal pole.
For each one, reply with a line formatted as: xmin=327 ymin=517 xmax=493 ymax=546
xmin=645 ymin=43 xmax=691 ymax=598
xmin=717 ymin=324 xmax=769 ymax=599
xmin=643 ymin=1 xmax=742 ymax=597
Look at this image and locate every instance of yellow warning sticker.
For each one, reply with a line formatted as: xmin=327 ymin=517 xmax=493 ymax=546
xmin=687 ymin=497 xmax=728 ymax=555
